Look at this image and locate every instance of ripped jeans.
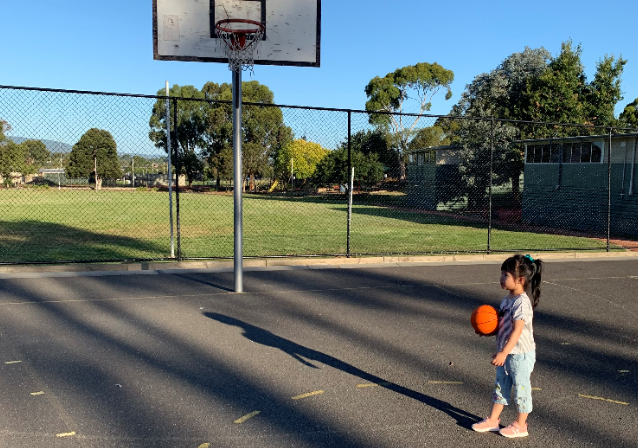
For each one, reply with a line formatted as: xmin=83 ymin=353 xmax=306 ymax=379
xmin=492 ymin=351 xmax=536 ymax=414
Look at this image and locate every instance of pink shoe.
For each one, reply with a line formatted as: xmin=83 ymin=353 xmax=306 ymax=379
xmin=472 ymin=417 xmax=500 ymax=432
xmin=499 ymin=421 xmax=528 ymax=438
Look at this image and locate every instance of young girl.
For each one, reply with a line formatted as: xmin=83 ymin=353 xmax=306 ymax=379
xmin=472 ymin=254 xmax=542 ymax=438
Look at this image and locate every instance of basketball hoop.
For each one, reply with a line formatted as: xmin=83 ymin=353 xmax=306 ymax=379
xmin=215 ymin=19 xmax=265 ymax=72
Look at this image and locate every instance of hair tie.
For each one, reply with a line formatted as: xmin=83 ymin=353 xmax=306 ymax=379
xmin=524 ymin=254 xmax=535 ymax=263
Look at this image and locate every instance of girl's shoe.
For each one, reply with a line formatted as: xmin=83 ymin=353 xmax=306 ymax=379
xmin=499 ymin=421 xmax=528 ymax=438
xmin=472 ymin=417 xmax=500 ymax=432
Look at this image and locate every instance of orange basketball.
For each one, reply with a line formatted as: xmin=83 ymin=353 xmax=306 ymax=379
xmin=471 ymin=305 xmax=499 ymax=335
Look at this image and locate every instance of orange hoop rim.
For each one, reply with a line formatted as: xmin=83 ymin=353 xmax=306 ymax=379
xmin=215 ymin=18 xmax=265 ymax=35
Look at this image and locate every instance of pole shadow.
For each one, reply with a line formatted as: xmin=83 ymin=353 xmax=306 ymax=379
xmin=205 ymin=312 xmax=481 ymax=429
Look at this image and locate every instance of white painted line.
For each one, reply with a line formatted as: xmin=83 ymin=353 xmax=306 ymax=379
xmin=30 ymin=391 xmax=45 ymax=396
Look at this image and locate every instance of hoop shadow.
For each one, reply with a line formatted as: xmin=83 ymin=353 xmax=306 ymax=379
xmin=205 ymin=312 xmax=480 ymax=429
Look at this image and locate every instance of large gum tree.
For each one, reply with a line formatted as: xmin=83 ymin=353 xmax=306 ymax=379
xmin=365 ymin=62 xmax=454 ymax=180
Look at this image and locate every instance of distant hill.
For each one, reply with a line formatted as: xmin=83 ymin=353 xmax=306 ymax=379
xmin=9 ymin=136 xmax=73 ymax=153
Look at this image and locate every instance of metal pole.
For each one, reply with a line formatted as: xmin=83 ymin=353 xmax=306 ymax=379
xmin=607 ymin=128 xmax=612 ymax=252
xmin=487 ymin=118 xmax=494 ymax=254
xmin=173 ymin=97 xmax=182 ymax=261
xmin=347 ymin=167 xmax=354 ymax=257
xmin=347 ymin=111 xmax=352 ymax=257
xmin=233 ymin=69 xmax=243 ymax=293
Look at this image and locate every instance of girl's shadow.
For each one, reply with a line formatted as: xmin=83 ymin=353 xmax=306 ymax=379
xmin=205 ymin=312 xmax=479 ymax=429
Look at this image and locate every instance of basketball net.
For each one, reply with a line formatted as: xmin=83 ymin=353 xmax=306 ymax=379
xmin=215 ymin=19 xmax=265 ymax=72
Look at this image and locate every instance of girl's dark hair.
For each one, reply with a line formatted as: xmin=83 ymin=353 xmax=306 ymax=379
xmin=501 ymin=254 xmax=543 ymax=308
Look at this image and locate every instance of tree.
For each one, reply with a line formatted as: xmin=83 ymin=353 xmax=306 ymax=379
xmin=275 ymin=139 xmax=328 ymax=188
xmin=448 ymin=47 xmax=552 ymax=206
xmin=0 ymin=141 xmax=25 ymax=186
xmin=66 ymin=128 xmax=122 ymax=189
xmin=365 ymin=62 xmax=454 ymax=179
xmin=619 ymin=98 xmax=638 ymax=129
xmin=451 ymin=47 xmax=551 ymax=121
xmin=521 ymin=41 xmax=626 ymax=132
xmin=313 ymin=148 xmax=384 ymax=188
xmin=586 ymin=54 xmax=627 ymax=128
xmin=19 ymin=140 xmax=51 ymax=175
xmin=201 ymin=80 xmax=293 ymax=191
xmin=0 ymin=119 xmax=10 ymax=142
xmin=208 ymin=145 xmax=234 ymax=189
xmin=346 ymin=130 xmax=399 ymax=178
xmin=149 ymin=84 xmax=207 ymax=187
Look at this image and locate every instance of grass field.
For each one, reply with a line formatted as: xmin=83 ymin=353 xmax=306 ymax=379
xmin=0 ymin=189 xmax=611 ymax=263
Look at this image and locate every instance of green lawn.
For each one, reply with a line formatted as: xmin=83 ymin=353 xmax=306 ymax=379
xmin=0 ymin=189 xmax=610 ymax=263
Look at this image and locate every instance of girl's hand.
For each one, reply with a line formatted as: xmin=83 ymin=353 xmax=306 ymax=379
xmin=491 ymin=352 xmax=507 ymax=366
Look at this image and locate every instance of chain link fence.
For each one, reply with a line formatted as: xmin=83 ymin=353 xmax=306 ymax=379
xmin=1 ymin=85 xmax=637 ymax=264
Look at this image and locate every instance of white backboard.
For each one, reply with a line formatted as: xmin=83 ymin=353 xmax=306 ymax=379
xmin=153 ymin=0 xmax=321 ymax=67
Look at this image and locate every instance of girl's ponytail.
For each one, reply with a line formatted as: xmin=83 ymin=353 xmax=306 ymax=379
xmin=501 ymin=254 xmax=543 ymax=308
xmin=530 ymin=259 xmax=542 ymax=308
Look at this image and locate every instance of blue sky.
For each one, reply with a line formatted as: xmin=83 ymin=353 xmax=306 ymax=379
xmin=2 ymin=0 xmax=637 ymax=117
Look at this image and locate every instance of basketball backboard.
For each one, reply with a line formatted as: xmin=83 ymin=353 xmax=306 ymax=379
xmin=153 ymin=0 xmax=320 ymax=67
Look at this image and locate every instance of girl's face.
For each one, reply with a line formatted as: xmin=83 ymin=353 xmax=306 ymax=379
xmin=501 ymin=270 xmax=524 ymax=292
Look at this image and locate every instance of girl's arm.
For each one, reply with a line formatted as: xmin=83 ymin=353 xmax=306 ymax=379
xmin=491 ymin=319 xmax=525 ymax=366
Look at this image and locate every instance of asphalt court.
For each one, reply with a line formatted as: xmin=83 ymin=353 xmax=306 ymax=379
xmin=0 ymin=258 xmax=636 ymax=447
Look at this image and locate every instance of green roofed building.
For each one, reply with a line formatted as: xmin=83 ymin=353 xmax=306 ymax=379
xmin=407 ymin=133 xmax=638 ymax=238
xmin=521 ymin=133 xmax=638 ymax=236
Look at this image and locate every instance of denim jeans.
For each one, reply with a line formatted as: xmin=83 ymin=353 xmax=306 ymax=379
xmin=493 ymin=351 xmax=536 ymax=413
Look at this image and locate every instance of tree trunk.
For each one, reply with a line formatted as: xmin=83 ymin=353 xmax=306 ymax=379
xmin=249 ymin=173 xmax=255 ymax=192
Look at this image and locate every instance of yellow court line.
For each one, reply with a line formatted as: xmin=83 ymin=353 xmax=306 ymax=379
xmin=197 ymin=444 xmax=211 ymax=448
xmin=233 ymin=411 xmax=260 ymax=424
xmin=4 ymin=360 xmax=22 ymax=364
xmin=55 ymin=431 xmax=76 ymax=438
xmin=532 ymin=388 xmax=542 ymax=391
xmin=292 ymin=390 xmax=324 ymax=400
xmin=356 ymin=382 xmax=391 ymax=388
xmin=428 ymin=381 xmax=463 ymax=385
xmin=578 ymin=394 xmax=629 ymax=406
xmin=30 ymin=391 xmax=45 ymax=396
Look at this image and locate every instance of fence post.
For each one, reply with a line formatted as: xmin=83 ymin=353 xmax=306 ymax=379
xmin=165 ymin=81 xmax=175 ymax=259
xmin=346 ymin=111 xmax=352 ymax=257
xmin=173 ymin=97 xmax=182 ymax=261
xmin=607 ymin=127 xmax=612 ymax=252
xmin=488 ymin=118 xmax=494 ymax=254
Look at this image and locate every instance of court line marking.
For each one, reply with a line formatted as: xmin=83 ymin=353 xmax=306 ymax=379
xmin=428 ymin=381 xmax=463 ymax=384
xmin=543 ymin=281 xmax=638 ymax=319
xmin=532 ymin=388 xmax=542 ymax=391
xmin=0 ymin=286 xmax=382 ymax=307
xmin=356 ymin=382 xmax=391 ymax=388
xmin=4 ymin=360 xmax=22 ymax=364
xmin=578 ymin=394 xmax=629 ymax=405
xmin=1 ymin=340 xmax=86 ymax=447
xmin=30 ymin=391 xmax=45 ymax=396
xmin=233 ymin=411 xmax=260 ymax=424
xmin=55 ymin=431 xmax=76 ymax=438
xmin=292 ymin=390 xmax=324 ymax=400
